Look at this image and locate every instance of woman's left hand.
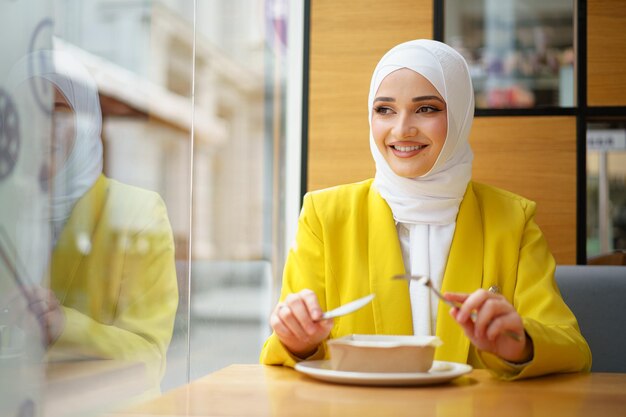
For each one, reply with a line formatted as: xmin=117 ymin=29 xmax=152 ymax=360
xmin=24 ymin=285 xmax=66 ymax=346
xmin=445 ymin=290 xmax=533 ymax=363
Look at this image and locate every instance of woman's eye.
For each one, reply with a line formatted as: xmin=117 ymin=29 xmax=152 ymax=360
xmin=373 ymin=106 xmax=394 ymax=115
xmin=416 ymin=106 xmax=437 ymax=113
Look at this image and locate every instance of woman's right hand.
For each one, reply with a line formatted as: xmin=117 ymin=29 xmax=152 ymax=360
xmin=270 ymin=289 xmax=334 ymax=358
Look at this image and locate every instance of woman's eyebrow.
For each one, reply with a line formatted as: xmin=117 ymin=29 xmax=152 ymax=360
xmin=412 ymin=95 xmax=445 ymax=103
xmin=373 ymin=95 xmax=445 ymax=103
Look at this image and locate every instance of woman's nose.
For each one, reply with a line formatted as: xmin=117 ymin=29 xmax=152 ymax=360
xmin=393 ymin=115 xmax=417 ymax=138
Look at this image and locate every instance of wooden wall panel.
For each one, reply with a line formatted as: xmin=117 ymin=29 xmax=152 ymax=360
xmin=307 ymin=4 xmax=577 ymax=264
xmin=470 ymin=116 xmax=577 ymax=264
xmin=307 ymin=0 xmax=433 ymax=191
xmin=588 ymin=0 xmax=626 ymax=106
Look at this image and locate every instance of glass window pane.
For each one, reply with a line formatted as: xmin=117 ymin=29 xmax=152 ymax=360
xmin=445 ymin=0 xmax=575 ymax=109
xmin=189 ymin=0 xmax=285 ymax=379
xmin=586 ymin=122 xmax=626 ymax=263
xmin=52 ymin=0 xmax=194 ymax=400
xmin=1 ymin=4 xmax=53 ymax=416
xmin=2 ymin=0 xmax=194 ymax=415
xmin=2 ymin=0 xmax=297 ymax=414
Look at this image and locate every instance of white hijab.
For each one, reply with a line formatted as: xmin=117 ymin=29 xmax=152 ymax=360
xmin=40 ymin=51 xmax=103 ymax=244
xmin=369 ymin=39 xmax=474 ymax=224
xmin=368 ymin=40 xmax=475 ymax=335
xmin=5 ymin=50 xmax=103 ymax=284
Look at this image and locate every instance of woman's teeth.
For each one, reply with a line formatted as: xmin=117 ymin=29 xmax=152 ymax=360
xmin=393 ymin=144 xmax=427 ymax=152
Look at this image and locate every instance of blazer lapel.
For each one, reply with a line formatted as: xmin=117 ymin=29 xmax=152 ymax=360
xmin=49 ymin=175 xmax=108 ymax=301
xmin=367 ymin=183 xmax=413 ymax=336
xmin=435 ymin=182 xmax=484 ymax=363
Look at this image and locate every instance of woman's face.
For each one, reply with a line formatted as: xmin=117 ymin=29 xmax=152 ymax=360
xmin=371 ymin=68 xmax=447 ymax=178
xmin=42 ymin=86 xmax=76 ymax=181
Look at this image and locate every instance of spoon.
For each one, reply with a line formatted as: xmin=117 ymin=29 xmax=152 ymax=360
xmin=317 ymin=293 xmax=375 ymax=321
xmin=393 ymin=274 xmax=522 ymax=342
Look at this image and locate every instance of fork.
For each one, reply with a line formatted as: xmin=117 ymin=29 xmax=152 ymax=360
xmin=393 ymin=274 xmax=522 ymax=342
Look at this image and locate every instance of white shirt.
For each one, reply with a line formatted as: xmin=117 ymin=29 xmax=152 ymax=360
xmin=396 ymin=222 xmax=456 ymax=335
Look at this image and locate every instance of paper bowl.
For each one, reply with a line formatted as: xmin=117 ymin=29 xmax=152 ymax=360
xmin=327 ymin=334 xmax=442 ymax=373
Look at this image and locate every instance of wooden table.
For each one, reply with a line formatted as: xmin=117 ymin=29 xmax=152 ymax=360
xmin=109 ymin=364 xmax=626 ymax=417
xmin=45 ymin=360 xmax=149 ymax=417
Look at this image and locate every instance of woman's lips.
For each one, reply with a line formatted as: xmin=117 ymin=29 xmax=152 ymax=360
xmin=389 ymin=143 xmax=428 ymax=157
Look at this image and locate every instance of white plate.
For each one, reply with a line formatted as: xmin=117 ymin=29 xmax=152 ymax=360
xmin=294 ymin=360 xmax=472 ymax=386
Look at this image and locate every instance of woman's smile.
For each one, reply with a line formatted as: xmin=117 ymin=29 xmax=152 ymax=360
xmin=389 ymin=141 xmax=429 ymax=157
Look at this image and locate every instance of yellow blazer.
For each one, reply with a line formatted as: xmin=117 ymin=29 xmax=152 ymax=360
xmin=260 ymin=179 xmax=591 ymax=379
xmin=47 ymin=175 xmax=178 ymax=387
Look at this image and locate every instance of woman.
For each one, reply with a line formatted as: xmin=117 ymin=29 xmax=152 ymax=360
xmin=13 ymin=50 xmax=179 ymax=391
xmin=260 ymin=39 xmax=591 ymax=379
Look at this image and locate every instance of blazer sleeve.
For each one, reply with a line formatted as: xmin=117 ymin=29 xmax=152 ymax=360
xmin=477 ymin=199 xmax=592 ymax=379
xmin=260 ymin=192 xmax=331 ymax=367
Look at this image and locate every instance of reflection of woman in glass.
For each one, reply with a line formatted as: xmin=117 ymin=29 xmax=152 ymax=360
xmin=25 ymin=51 xmax=178 ymax=390
xmin=260 ymin=40 xmax=591 ymax=379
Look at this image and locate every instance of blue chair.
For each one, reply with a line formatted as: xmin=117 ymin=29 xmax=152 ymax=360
xmin=555 ymin=265 xmax=626 ymax=373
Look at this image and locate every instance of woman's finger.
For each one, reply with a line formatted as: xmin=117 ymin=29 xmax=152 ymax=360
xmin=299 ymin=289 xmax=323 ymax=321
xmin=443 ymin=292 xmax=469 ymax=303
xmin=284 ymin=293 xmax=318 ymax=336
xmin=472 ymin=296 xmax=510 ymax=339
xmin=27 ymin=298 xmax=49 ymax=317
xmin=270 ymin=307 xmax=293 ymax=339
xmin=485 ymin=312 xmax=524 ymax=343
xmin=454 ymin=289 xmax=491 ymax=323
xmin=277 ymin=301 xmax=309 ymax=341
xmin=449 ymin=307 xmax=477 ymax=339
xmin=40 ymin=308 xmax=65 ymax=344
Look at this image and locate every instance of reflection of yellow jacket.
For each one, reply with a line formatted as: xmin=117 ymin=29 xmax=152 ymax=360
xmin=48 ymin=175 xmax=178 ymax=386
xmin=260 ymin=179 xmax=591 ymax=379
